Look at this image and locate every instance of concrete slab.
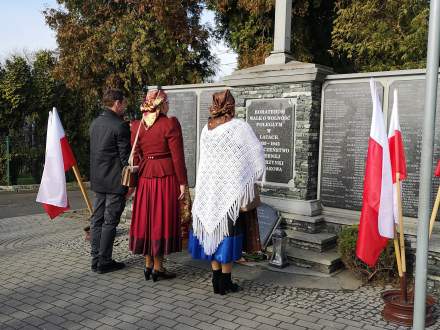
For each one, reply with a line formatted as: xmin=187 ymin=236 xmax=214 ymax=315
xmin=167 ymin=252 xmax=362 ymax=291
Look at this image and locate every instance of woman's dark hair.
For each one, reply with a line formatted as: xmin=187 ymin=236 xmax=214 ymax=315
xmin=102 ymin=89 xmax=124 ymax=107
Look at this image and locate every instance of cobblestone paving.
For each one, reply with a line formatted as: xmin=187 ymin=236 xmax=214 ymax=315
xmin=0 ymin=210 xmax=439 ymax=330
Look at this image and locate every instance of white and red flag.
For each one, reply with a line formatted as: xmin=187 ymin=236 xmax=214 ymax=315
xmin=356 ymin=79 xmax=394 ymax=267
xmin=435 ymin=160 xmax=440 ymax=177
xmin=36 ymin=108 xmax=77 ymax=219
xmin=388 ymin=89 xmax=407 ymax=225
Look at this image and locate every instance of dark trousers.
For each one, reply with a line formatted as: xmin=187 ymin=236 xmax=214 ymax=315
xmin=90 ymin=192 xmax=126 ymax=266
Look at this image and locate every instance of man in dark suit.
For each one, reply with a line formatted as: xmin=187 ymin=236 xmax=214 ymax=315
xmin=89 ymin=89 xmax=131 ymax=274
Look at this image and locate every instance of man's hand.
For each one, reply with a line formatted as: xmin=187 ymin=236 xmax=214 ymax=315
xmin=178 ymin=185 xmax=186 ymax=200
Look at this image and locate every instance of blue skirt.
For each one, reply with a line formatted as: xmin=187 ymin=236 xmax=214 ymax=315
xmin=188 ymin=231 xmax=243 ymax=264
xmin=188 ymin=214 xmax=245 ymax=264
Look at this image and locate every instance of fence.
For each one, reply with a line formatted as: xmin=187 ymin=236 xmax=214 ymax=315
xmin=0 ymin=135 xmax=46 ymax=186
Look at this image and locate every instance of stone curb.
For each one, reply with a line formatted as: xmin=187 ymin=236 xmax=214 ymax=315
xmin=0 ymin=181 xmax=91 ymax=193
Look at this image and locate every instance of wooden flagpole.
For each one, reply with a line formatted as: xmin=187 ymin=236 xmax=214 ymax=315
xmin=429 ymin=185 xmax=440 ymax=238
xmin=72 ymin=164 xmax=93 ymax=215
xmin=393 ymin=226 xmax=403 ymax=278
xmin=396 ymin=172 xmax=408 ymax=302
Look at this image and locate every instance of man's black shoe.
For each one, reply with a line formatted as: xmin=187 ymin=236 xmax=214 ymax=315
xmin=91 ymin=265 xmax=98 ymax=272
xmin=97 ymin=260 xmax=125 ymax=274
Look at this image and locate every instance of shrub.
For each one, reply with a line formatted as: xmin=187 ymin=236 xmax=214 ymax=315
xmin=338 ymin=225 xmax=399 ymax=283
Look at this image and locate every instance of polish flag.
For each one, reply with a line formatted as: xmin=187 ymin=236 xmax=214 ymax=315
xmin=36 ymin=108 xmax=77 ymax=219
xmin=388 ymin=89 xmax=407 ymax=225
xmin=435 ymin=160 xmax=440 ymax=177
xmin=356 ymin=79 xmax=394 ymax=267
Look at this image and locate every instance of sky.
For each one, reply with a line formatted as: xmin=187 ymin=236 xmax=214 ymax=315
xmin=0 ymin=1 xmax=237 ymax=81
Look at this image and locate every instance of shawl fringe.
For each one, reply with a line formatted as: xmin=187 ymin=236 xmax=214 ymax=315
xmin=192 ymin=168 xmax=266 ymax=256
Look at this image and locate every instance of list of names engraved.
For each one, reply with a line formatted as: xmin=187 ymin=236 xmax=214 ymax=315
xmin=320 ymin=82 xmax=381 ymax=210
xmin=388 ymin=80 xmax=440 ymax=217
xmin=247 ymin=98 xmax=294 ymax=184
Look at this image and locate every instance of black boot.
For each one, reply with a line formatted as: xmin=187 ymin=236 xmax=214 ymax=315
xmin=212 ymin=269 xmax=221 ymax=294
xmin=151 ymin=269 xmax=176 ymax=282
xmin=220 ymin=272 xmax=240 ymax=294
xmin=218 ymin=273 xmax=227 ymax=295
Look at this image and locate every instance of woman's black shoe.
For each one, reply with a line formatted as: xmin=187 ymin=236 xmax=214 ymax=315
xmin=226 ymin=273 xmax=240 ymax=293
xmin=144 ymin=266 xmax=153 ymax=281
xmin=151 ymin=269 xmax=176 ymax=282
xmin=212 ymin=269 xmax=221 ymax=294
xmin=219 ymin=273 xmax=240 ymax=295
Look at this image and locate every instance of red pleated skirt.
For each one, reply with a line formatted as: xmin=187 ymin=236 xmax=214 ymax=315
xmin=129 ymin=175 xmax=181 ymax=256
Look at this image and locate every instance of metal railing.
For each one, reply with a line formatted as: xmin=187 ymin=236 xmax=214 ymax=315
xmin=0 ymin=135 xmax=45 ymax=186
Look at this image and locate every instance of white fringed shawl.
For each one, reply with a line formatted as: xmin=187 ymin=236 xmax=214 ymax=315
xmin=192 ymin=118 xmax=266 ymax=255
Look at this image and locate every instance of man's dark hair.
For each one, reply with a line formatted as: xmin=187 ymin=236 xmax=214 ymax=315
xmin=102 ymin=89 xmax=124 ymax=108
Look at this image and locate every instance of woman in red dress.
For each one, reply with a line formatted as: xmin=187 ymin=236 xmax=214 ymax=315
xmin=129 ymin=89 xmax=187 ymax=282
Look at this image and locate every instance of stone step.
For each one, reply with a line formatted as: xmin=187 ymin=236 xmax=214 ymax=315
xmin=267 ymin=245 xmax=343 ymax=274
xmin=281 ymin=212 xmax=324 ymax=234
xmin=285 ymin=229 xmax=337 ymax=252
xmin=322 ymin=214 xmax=358 ymax=234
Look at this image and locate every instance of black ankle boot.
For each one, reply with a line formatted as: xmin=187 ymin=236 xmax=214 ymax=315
xmin=212 ymin=270 xmax=221 ymax=294
xmin=218 ymin=273 xmax=227 ymax=295
xmin=222 ymin=273 xmax=240 ymax=294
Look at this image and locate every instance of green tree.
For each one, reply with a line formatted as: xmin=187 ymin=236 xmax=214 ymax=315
xmin=208 ymin=0 xmax=428 ymax=73
xmin=31 ymin=50 xmax=95 ymax=179
xmin=31 ymin=51 xmax=58 ymax=137
xmin=206 ymin=0 xmax=336 ymax=69
xmin=44 ymin=0 xmax=216 ymax=103
xmin=0 ymin=64 xmax=5 ymax=134
xmin=0 ymin=56 xmax=33 ymax=135
xmin=331 ymin=0 xmax=429 ymax=72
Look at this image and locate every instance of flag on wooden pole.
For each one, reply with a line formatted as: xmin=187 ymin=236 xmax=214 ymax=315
xmin=36 ymin=108 xmax=77 ymax=219
xmin=388 ymin=89 xmax=407 ymax=224
xmin=435 ymin=160 xmax=440 ymax=177
xmin=356 ymin=79 xmax=394 ymax=267
xmin=429 ymin=160 xmax=440 ymax=237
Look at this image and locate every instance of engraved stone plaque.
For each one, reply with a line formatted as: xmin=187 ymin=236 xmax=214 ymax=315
xmin=167 ymin=91 xmax=197 ymax=187
xmin=320 ymin=82 xmax=383 ymax=210
xmin=257 ymin=203 xmax=282 ymax=249
xmin=388 ymin=80 xmax=440 ymax=217
xmin=247 ymin=98 xmax=295 ymax=184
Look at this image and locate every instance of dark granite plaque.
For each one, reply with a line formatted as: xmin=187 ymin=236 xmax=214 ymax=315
xmin=257 ymin=203 xmax=281 ymax=249
xmin=320 ymin=82 xmax=383 ymax=210
xmin=247 ymin=98 xmax=294 ymax=184
xmin=199 ymin=89 xmax=226 ymax=136
xmin=388 ymin=80 xmax=440 ymax=217
xmin=167 ymin=91 xmax=197 ymax=187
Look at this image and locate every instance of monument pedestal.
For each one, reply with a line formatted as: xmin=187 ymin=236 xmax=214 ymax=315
xmin=223 ymin=60 xmax=332 ymax=215
xmin=223 ymin=61 xmax=340 ymax=274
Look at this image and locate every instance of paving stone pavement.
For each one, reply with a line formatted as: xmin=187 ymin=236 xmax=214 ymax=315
xmin=0 ymin=210 xmax=439 ymax=330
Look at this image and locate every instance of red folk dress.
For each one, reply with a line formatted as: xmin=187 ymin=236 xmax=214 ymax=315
xmin=129 ymin=114 xmax=188 ymax=256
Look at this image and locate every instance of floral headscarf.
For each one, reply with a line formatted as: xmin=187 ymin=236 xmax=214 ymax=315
xmin=140 ymin=89 xmax=168 ymax=127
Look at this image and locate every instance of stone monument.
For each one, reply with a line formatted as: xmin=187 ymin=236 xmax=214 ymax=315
xmin=223 ymin=0 xmax=332 ymax=216
xmin=221 ymin=0 xmax=340 ymax=273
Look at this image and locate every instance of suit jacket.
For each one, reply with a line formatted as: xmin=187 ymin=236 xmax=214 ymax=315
xmin=131 ymin=114 xmax=188 ymax=186
xmin=89 ymin=109 xmax=131 ymax=195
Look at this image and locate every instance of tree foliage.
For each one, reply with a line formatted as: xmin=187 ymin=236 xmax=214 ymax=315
xmin=331 ymin=0 xmax=429 ymax=72
xmin=207 ymin=0 xmax=428 ymax=73
xmin=0 ymin=56 xmax=32 ymax=134
xmin=44 ymin=0 xmax=216 ymax=101
xmin=0 ymin=51 xmax=93 ymax=182
xmin=206 ymin=0 xmax=336 ymax=70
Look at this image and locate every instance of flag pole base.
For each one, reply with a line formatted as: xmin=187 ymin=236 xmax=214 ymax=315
xmin=382 ymin=289 xmax=436 ymax=326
